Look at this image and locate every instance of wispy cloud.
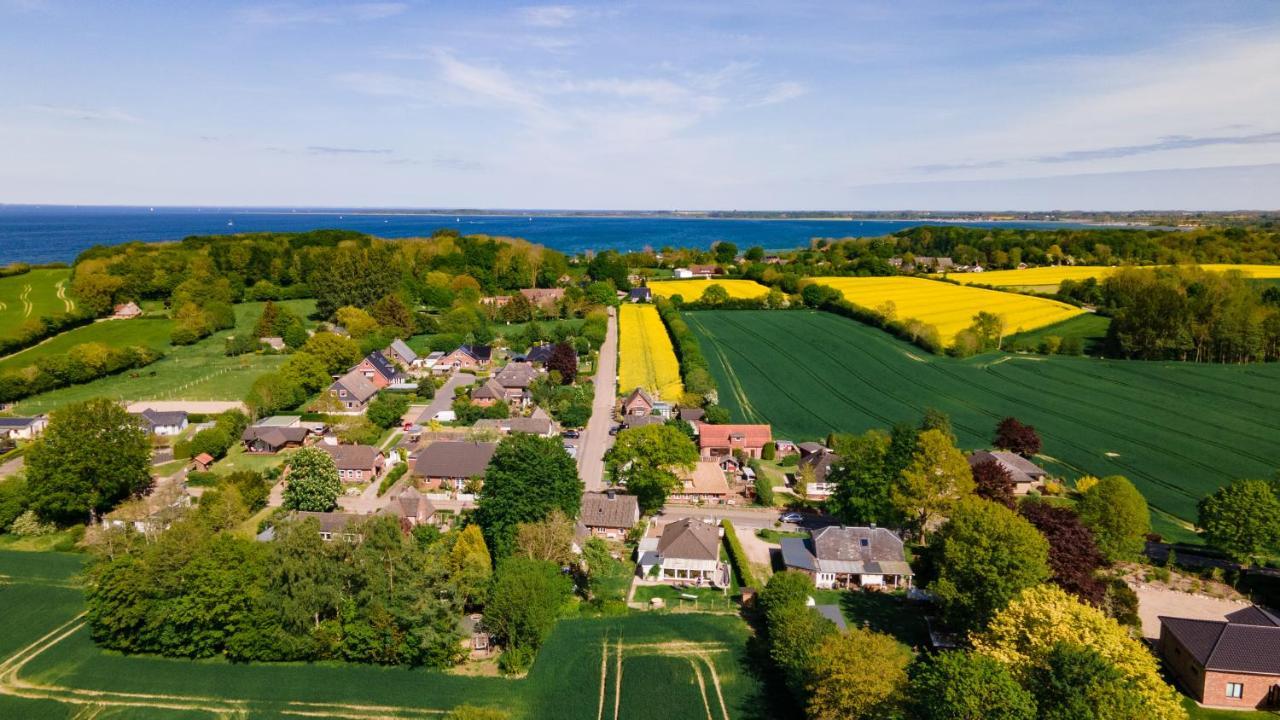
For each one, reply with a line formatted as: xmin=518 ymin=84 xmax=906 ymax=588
xmin=519 ymin=4 xmax=577 ymax=28
xmin=749 ymin=81 xmax=808 ymax=107
xmin=307 ymin=145 xmax=393 ymax=155
xmin=26 ymin=104 xmax=141 ymax=123
xmin=234 ymin=2 xmax=407 ymax=26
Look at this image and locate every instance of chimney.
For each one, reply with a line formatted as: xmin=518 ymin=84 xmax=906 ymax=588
xmin=606 ymin=489 xmax=616 ymax=501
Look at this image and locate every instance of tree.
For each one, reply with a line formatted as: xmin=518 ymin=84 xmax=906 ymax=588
xmin=1197 ymin=479 xmax=1280 ymax=563
xmin=366 ymin=392 xmax=411 ymax=429
xmin=972 ymin=585 xmax=1185 ymax=720
xmin=515 ymin=510 xmax=576 ymax=566
xmin=300 ymin=332 xmax=363 ymax=375
xmin=1028 ymin=642 xmax=1147 ymax=720
xmin=253 ymin=300 xmax=280 ymax=338
xmin=449 ymin=525 xmax=492 ymax=607
xmin=892 ymin=429 xmax=974 ymax=540
xmin=700 ymin=283 xmax=730 ymax=305
xmin=605 ymin=424 xmax=698 ymax=512
xmin=371 ymin=293 xmax=416 ymax=337
xmin=759 ymin=569 xmax=814 ymax=621
xmin=828 ymin=430 xmax=898 ymax=525
xmin=336 ymin=306 xmax=381 ymax=338
xmin=282 ymin=448 xmax=341 ymax=512
xmin=1077 ymin=476 xmax=1150 ymax=561
xmin=484 ymin=557 xmax=573 ymax=671
xmin=920 ymin=408 xmax=955 ymax=444
xmin=712 ymin=241 xmax=738 ymax=265
xmin=969 ymin=311 xmax=1005 ymax=350
xmin=546 ymin=341 xmax=578 ymax=384
xmin=972 ymin=459 xmax=1015 ymax=508
xmin=26 ymin=397 xmax=152 ymax=523
xmin=930 ymin=498 xmax=1050 ymax=631
xmin=806 ymin=627 xmax=911 ymax=720
xmin=1019 ymin=500 xmax=1107 ymax=605
xmin=904 ymin=651 xmax=1036 ymax=720
xmin=993 ymin=417 xmax=1041 ymax=457
xmin=475 ymin=434 xmax=581 ymax=559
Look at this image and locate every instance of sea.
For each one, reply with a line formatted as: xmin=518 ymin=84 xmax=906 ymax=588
xmin=0 ymin=205 xmax=1104 ymax=265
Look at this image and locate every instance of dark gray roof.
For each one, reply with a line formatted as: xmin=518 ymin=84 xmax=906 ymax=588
xmin=525 ymin=344 xmax=555 ymax=364
xmin=814 ymin=605 xmax=848 ymax=632
xmin=624 ymin=414 xmax=664 ymax=429
xmin=413 ymin=441 xmax=496 ymax=478
xmin=780 ymin=537 xmax=816 ymax=572
xmin=457 ymin=344 xmax=492 ymax=362
xmin=294 ymin=511 xmax=362 ymax=535
xmin=496 ymin=362 xmax=538 ymax=389
xmin=242 ymin=425 xmax=310 ymax=448
xmin=968 ymin=450 xmax=1047 ymax=485
xmin=364 ymin=351 xmax=400 ymax=381
xmin=780 ymin=526 xmax=913 ymax=577
xmin=137 ymin=409 xmax=188 ymax=428
xmin=1161 ymin=612 xmax=1280 ymax=675
xmin=1225 ymin=606 xmax=1280 ymax=627
xmin=629 ymin=287 xmax=652 ymax=300
xmin=657 ymin=519 xmax=720 ymax=561
xmin=678 ymin=407 xmax=705 ymax=423
xmin=797 ymin=441 xmax=827 ymax=456
xmin=0 ymin=417 xmax=40 ymax=428
xmin=581 ymin=492 xmax=639 ymax=529
xmin=388 ymin=339 xmax=418 ymax=364
xmin=331 ymin=369 xmax=379 ymax=403
xmin=799 ymin=449 xmax=842 ymax=482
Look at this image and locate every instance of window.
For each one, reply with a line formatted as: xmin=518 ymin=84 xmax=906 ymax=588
xmin=860 ymin=538 xmax=869 ymax=547
xmin=1227 ymin=683 xmax=1244 ymax=699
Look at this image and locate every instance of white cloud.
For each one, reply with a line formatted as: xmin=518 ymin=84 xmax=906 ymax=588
xmin=749 ymin=81 xmax=808 ymax=107
xmin=520 ymin=4 xmax=577 ymax=28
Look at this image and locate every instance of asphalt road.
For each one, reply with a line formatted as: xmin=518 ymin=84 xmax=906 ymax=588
xmin=578 ymin=307 xmax=617 ymax=491
xmin=659 ymin=504 xmax=839 ymax=533
xmin=414 ymin=372 xmax=475 ymax=424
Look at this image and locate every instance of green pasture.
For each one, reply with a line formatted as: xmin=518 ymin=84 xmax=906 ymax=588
xmin=13 ymin=300 xmax=313 ymax=414
xmin=1004 ymin=312 xmax=1111 ymax=355
xmin=0 ymin=318 xmax=174 ymax=375
xmin=0 ymin=268 xmax=75 ymax=340
xmin=0 ymin=551 xmax=762 ymax=720
xmin=685 ymin=310 xmax=1280 ymax=537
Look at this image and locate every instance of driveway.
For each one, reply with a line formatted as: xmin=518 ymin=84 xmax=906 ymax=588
xmin=578 ymin=307 xmax=617 ymax=491
xmin=415 ymin=373 xmax=475 ymax=424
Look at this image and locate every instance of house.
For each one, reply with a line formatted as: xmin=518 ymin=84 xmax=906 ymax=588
xmin=132 ymin=409 xmax=189 ymax=436
xmin=697 ymin=423 xmax=772 ymax=460
xmin=798 ymin=448 xmax=843 ymax=500
xmin=677 ymin=407 xmax=705 ymax=425
xmin=438 ymin=344 xmax=493 ymax=373
xmin=628 ymin=286 xmax=652 ymax=303
xmin=773 ymin=439 xmax=799 ymax=456
xmin=385 ymin=339 xmax=421 ymax=369
xmin=673 ymin=268 xmax=694 ymax=279
xmin=781 ymin=526 xmax=914 ymax=590
xmin=329 ymin=369 xmax=379 ymax=412
xmin=494 ymin=362 xmax=539 ymax=406
xmin=622 ymin=388 xmax=655 ymax=417
xmin=261 ymin=336 xmax=287 ymax=351
xmin=102 ymin=481 xmax=190 ymax=535
xmin=241 ymin=425 xmax=311 ymax=453
xmin=1159 ymin=607 xmax=1280 ymax=709
xmin=112 ymin=301 xmax=142 ymax=319
xmin=191 ymin=453 xmax=215 ymax=472
xmin=690 ymin=264 xmax=719 ymax=277
xmin=580 ymin=490 xmax=640 ymax=540
xmin=354 ymin=351 xmax=401 ymax=388
xmin=519 ymin=288 xmax=565 ymax=308
xmin=318 ymin=441 xmax=386 ymax=483
xmin=294 ymin=511 xmax=365 ymax=542
xmin=524 ymin=344 xmax=556 ymax=366
xmin=423 ymin=351 xmax=446 ymax=370
xmin=412 ymin=441 xmax=497 ymax=492
xmin=0 ymin=415 xmax=47 ymax=441
xmin=669 ymin=461 xmax=733 ymax=504
xmin=471 ymin=378 xmax=508 ymax=408
xmin=481 ymin=295 xmax=512 ymax=308
xmin=623 ymin=414 xmax=664 ymax=430
xmin=380 ymin=486 xmax=438 ymax=530
xmin=636 ymin=519 xmax=729 ymax=587
xmin=914 ymin=256 xmax=955 ymax=272
xmin=967 ymin=450 xmax=1048 ymax=495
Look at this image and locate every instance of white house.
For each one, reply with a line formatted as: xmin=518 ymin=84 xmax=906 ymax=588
xmin=673 ymin=268 xmax=694 ymax=279
xmin=0 ymin=416 xmax=47 ymax=441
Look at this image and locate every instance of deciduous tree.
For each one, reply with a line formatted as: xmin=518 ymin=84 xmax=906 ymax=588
xmin=1028 ymin=642 xmax=1147 ymax=720
xmin=1077 ymin=475 xmax=1150 ymax=561
xmin=1019 ymin=500 xmax=1107 ymax=605
xmin=449 ymin=524 xmax=492 ymax=607
xmin=993 ymin=417 xmax=1041 ymax=457
xmin=605 ymin=423 xmax=698 ymax=512
xmin=972 ymin=459 xmax=1016 ymax=508
xmin=546 ymin=341 xmax=578 ymax=384
xmin=1197 ymin=479 xmax=1280 ymax=563
xmin=282 ymin=448 xmax=341 ymax=512
xmin=891 ymin=429 xmax=974 ymax=540
xmin=806 ymin=627 xmax=911 ymax=720
xmin=484 ymin=557 xmax=573 ymax=672
xmin=904 ymin=651 xmax=1036 ymax=720
xmin=475 ymin=434 xmax=581 ymax=558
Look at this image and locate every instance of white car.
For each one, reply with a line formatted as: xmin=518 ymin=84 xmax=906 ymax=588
xmin=779 ymin=512 xmax=804 ymax=524
xmin=432 ymin=410 xmax=457 ymax=422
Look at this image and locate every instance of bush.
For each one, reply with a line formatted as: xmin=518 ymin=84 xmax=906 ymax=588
xmin=654 ymin=298 xmax=717 ymax=399
xmin=186 ymin=471 xmax=220 ymax=487
xmin=9 ymin=509 xmax=57 ymax=536
xmin=378 ymin=462 xmax=408 ymax=496
xmin=761 ymin=441 xmax=776 ymax=460
xmin=721 ymin=520 xmax=758 ymax=589
xmin=0 ymin=344 xmax=161 ymax=404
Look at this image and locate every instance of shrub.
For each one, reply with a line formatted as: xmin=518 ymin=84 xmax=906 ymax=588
xmin=9 ymin=509 xmax=57 ymax=536
xmin=721 ymin=520 xmax=757 ymax=589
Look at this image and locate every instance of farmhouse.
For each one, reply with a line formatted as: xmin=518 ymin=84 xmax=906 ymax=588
xmin=438 ymin=344 xmax=493 ymax=372
xmin=580 ymin=490 xmax=640 ymax=540
xmin=0 ymin=415 xmax=47 ymax=441
xmin=329 ymin=369 xmax=379 ymax=412
xmin=385 ymin=339 xmax=421 ymax=369
xmin=112 ymin=301 xmax=142 ymax=319
xmin=698 ymin=423 xmax=772 ymax=460
xmin=622 ymin=387 xmax=654 ymax=417
xmin=637 ymin=518 xmax=729 ymax=588
xmin=781 ymin=526 xmax=913 ymax=590
xmin=317 ymin=441 xmax=385 ymax=483
xmin=670 ymin=460 xmax=733 ymax=504
xmin=412 ymin=441 xmax=497 ymax=492
xmin=967 ymin=450 xmax=1048 ymax=495
xmin=132 ymin=409 xmax=188 ymax=436
xmin=1159 ymin=607 xmax=1280 ymax=709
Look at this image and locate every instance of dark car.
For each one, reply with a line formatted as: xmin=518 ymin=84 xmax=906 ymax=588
xmin=561 ymin=429 xmax=580 ymax=439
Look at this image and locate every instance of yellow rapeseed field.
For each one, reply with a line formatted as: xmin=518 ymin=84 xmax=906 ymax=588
xmin=618 ymin=304 xmax=684 ymax=401
xmin=943 ymin=264 xmax=1280 ymax=290
xmin=813 ymin=276 xmax=1085 ymax=342
xmin=646 ymin=278 xmax=770 ymax=301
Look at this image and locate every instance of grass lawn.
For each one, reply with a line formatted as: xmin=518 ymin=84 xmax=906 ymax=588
xmin=0 ymin=317 xmax=174 ymax=374
xmin=1182 ymin=697 xmax=1279 ymax=719
xmin=0 ymin=529 xmax=82 ymax=553
xmin=755 ymin=528 xmax=807 ymax=544
xmin=809 ymin=589 xmax=931 ymax=649
xmin=0 ymin=268 xmax=75 ymax=340
xmin=632 ymin=583 xmax=737 ymax=611
xmin=211 ymin=443 xmax=293 ymax=476
xmin=14 ymin=300 xmax=314 ymax=414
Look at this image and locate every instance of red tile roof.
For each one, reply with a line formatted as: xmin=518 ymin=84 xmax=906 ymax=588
xmin=697 ymin=423 xmax=772 ymax=449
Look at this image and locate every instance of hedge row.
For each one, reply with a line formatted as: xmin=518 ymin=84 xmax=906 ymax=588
xmin=721 ymin=519 xmax=758 ymax=590
xmin=0 ymin=309 xmax=97 ymax=357
xmin=0 ymin=345 xmax=162 ymax=403
xmin=819 ymin=298 xmax=945 ymax=354
xmin=653 ymin=298 xmax=717 ymax=398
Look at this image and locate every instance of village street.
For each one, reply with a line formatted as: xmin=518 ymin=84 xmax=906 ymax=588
xmin=578 ymin=307 xmax=617 ymax=492
xmin=414 ymin=372 xmax=475 ymax=424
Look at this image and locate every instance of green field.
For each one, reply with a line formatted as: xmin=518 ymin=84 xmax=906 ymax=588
xmin=0 ymin=269 xmax=75 ymax=340
xmin=1004 ymin=312 xmax=1111 ymax=355
xmin=0 ymin=550 xmax=762 ymax=719
xmin=0 ymin=318 xmax=174 ymax=375
xmin=13 ymin=300 xmax=314 ymax=414
xmin=685 ymin=310 xmax=1280 ymax=537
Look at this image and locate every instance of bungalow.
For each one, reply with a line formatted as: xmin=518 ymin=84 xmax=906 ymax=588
xmin=318 ymin=442 xmax=386 ymax=483
xmin=329 ymin=369 xmax=379 ymax=412
xmin=628 ymin=286 xmax=652 ymax=303
xmin=112 ymin=301 xmax=142 ymax=319
xmin=132 ymin=409 xmax=189 ymax=436
xmin=519 ymin=287 xmax=565 ymax=309
xmin=698 ymin=423 xmax=772 ymax=460
xmin=636 ymin=519 xmax=729 ymax=588
xmin=669 ymin=460 xmax=733 ymax=504
xmin=438 ymin=344 xmax=493 ymax=373
xmin=798 ymin=448 xmax=843 ymax=500
xmin=677 ymin=407 xmax=705 ymax=426
xmin=580 ymin=490 xmax=640 ymax=540
xmin=241 ymin=425 xmax=311 ymax=453
xmin=412 ymin=441 xmax=497 ymax=492
xmin=623 ymin=414 xmax=664 ymax=430
xmin=380 ymin=486 xmax=438 ymax=530
xmin=295 ymin=511 xmax=365 ymax=542
xmin=622 ymin=387 xmax=655 ymax=417
xmin=385 ymin=339 xmax=422 ymax=370
xmin=1159 ymin=607 xmax=1280 ymax=709
xmin=102 ymin=481 xmax=190 ymax=535
xmin=967 ymin=450 xmax=1049 ymax=495
xmin=781 ymin=526 xmax=914 ymax=590
xmin=354 ymin=351 xmax=401 ymax=388
xmin=0 ymin=415 xmax=47 ymax=441
xmin=473 ymin=410 xmax=557 ymax=437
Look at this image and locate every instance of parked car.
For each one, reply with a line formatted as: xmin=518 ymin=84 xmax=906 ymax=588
xmin=561 ymin=429 xmax=580 ymax=439
xmin=779 ymin=512 xmax=804 ymax=524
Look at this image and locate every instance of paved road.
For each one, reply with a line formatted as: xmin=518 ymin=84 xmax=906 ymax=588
xmin=659 ymin=504 xmax=838 ymax=532
xmin=578 ymin=307 xmax=618 ymax=491
xmin=415 ymin=372 xmax=475 ymax=424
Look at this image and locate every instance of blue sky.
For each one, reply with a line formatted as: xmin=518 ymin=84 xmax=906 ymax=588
xmin=1 ymin=0 xmax=1278 ymax=210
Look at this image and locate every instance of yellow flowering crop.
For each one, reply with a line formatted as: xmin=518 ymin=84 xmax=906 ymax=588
xmin=646 ymin=279 xmax=770 ymax=301
xmin=944 ymin=264 xmax=1280 ymax=290
xmin=618 ymin=304 xmax=684 ymax=401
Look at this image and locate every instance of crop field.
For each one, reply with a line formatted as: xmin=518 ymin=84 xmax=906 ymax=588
xmin=0 ymin=269 xmax=75 ymax=339
xmin=0 ymin=550 xmax=760 ymax=720
xmin=646 ymin=279 xmax=770 ymax=301
xmin=0 ymin=318 xmax=175 ymax=375
xmin=12 ymin=300 xmax=313 ymax=414
xmin=685 ymin=310 xmax=1280 ymax=537
xmin=813 ymin=276 xmax=1084 ymax=343
xmin=618 ymin=304 xmax=684 ymax=401
xmin=944 ymin=263 xmax=1280 ymax=290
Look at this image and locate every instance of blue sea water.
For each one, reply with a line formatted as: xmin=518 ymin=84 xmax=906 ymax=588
xmin=0 ymin=205 xmax=1101 ymax=265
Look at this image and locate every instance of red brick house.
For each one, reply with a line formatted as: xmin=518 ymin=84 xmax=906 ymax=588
xmin=1158 ymin=607 xmax=1280 ymax=709
xmin=622 ymin=388 xmax=654 ymax=417
xmin=318 ymin=442 xmax=386 ymax=483
xmin=438 ymin=344 xmax=493 ymax=373
xmin=697 ymin=423 xmax=772 ymax=460
xmin=411 ymin=441 xmax=497 ymax=492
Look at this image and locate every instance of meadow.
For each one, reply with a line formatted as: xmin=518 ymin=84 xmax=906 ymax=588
xmin=618 ymin=304 xmax=684 ymax=401
xmin=943 ymin=263 xmax=1280 ymax=290
xmin=0 ymin=268 xmax=75 ymax=339
xmin=0 ymin=550 xmax=762 ymax=720
xmin=685 ymin=310 xmax=1280 ymax=539
xmin=12 ymin=300 xmax=313 ymax=414
xmin=812 ymin=276 xmax=1083 ymax=343
xmin=0 ymin=318 xmax=174 ymax=375
xmin=646 ymin=278 xmax=770 ymax=301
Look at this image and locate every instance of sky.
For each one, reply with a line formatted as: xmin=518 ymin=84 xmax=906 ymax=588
xmin=1 ymin=0 xmax=1279 ymax=210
